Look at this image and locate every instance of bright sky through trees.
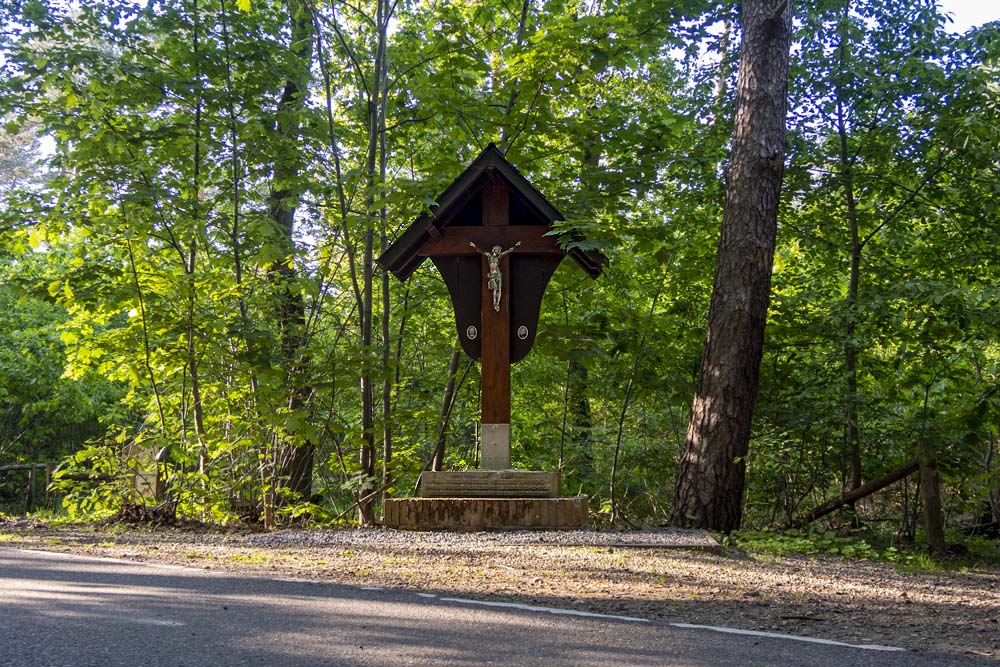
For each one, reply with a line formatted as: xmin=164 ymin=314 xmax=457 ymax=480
xmin=939 ymin=0 xmax=1000 ymax=32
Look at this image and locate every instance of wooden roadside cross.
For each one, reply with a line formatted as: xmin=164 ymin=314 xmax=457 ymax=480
xmin=378 ymin=144 xmax=605 ymax=469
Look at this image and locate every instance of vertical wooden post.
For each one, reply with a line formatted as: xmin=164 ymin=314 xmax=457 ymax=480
xmin=45 ymin=462 xmax=54 ymax=508
xmin=25 ymin=465 xmax=36 ymax=513
xmin=480 ymin=178 xmax=511 ymax=469
xmin=918 ymin=438 xmax=946 ymax=556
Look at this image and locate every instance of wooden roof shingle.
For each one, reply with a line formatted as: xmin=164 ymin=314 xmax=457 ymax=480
xmin=377 ymin=143 xmax=606 ymax=281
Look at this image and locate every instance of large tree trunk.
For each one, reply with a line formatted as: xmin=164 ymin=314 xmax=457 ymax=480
xmin=671 ymin=0 xmax=794 ymax=532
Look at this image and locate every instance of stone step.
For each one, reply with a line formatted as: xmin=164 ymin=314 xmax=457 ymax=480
xmin=420 ymin=470 xmax=559 ymax=498
xmin=383 ymin=497 xmax=588 ymax=530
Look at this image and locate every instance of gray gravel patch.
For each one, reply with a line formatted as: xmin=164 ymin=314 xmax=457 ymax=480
xmin=240 ymin=527 xmax=721 ymax=551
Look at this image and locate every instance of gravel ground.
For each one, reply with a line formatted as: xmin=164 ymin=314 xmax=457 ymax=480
xmin=1 ymin=518 xmax=997 ymax=661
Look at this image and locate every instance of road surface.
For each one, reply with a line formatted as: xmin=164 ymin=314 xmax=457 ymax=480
xmin=0 ymin=548 xmax=986 ymax=667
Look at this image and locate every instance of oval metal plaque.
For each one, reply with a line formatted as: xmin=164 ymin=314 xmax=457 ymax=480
xmin=466 ymin=325 xmax=478 ymax=340
xmin=517 ymin=325 xmax=529 ymax=340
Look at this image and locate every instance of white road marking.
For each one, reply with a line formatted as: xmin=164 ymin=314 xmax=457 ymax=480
xmin=109 ymin=614 xmax=185 ymax=627
xmin=416 ymin=593 xmax=437 ymax=598
xmin=435 ymin=596 xmax=650 ymax=623
xmin=142 ymin=562 xmax=204 ymax=572
xmin=670 ymin=623 xmax=905 ymax=652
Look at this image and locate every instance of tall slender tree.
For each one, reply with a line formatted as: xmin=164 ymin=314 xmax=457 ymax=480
xmin=672 ymin=0 xmax=795 ymax=531
xmin=269 ymin=0 xmax=315 ymax=504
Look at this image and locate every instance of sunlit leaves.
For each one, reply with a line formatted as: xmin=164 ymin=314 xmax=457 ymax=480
xmin=0 ymin=0 xmax=996 ymax=528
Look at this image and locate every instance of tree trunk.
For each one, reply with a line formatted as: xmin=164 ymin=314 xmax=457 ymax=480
xmin=379 ymin=204 xmax=392 ymax=495
xmin=918 ymin=439 xmax=946 ymax=556
xmin=188 ymin=0 xmax=207 ymax=484
xmin=270 ymin=1 xmax=314 ymax=501
xmin=559 ymin=142 xmax=601 ymax=483
xmin=379 ymin=28 xmax=392 ymax=502
xmin=835 ymin=0 xmax=863 ymax=494
xmin=358 ymin=0 xmax=389 ymax=525
xmin=565 ymin=360 xmax=593 ymax=479
xmin=431 ymin=340 xmax=463 ymax=472
xmin=671 ymin=0 xmax=794 ymax=532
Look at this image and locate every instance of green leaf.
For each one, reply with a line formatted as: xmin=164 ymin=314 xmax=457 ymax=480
xmin=28 ymin=225 xmax=47 ymax=250
xmin=236 ymin=0 xmax=251 ymax=11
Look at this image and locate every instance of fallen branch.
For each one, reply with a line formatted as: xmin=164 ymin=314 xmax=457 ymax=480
xmin=792 ymin=457 xmax=919 ymax=528
xmin=333 ymin=480 xmax=396 ymax=524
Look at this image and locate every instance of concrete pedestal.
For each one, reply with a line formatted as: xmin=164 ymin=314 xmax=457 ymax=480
xmin=419 ymin=470 xmax=559 ymax=498
xmin=384 ymin=469 xmax=586 ymax=531
xmin=383 ymin=496 xmax=588 ymax=531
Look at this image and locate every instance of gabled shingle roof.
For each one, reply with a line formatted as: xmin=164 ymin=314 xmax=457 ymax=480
xmin=378 ymin=143 xmax=606 ymax=281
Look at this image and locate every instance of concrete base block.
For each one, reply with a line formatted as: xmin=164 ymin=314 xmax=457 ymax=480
xmin=420 ymin=470 xmax=559 ymax=498
xmin=480 ymin=423 xmax=510 ymax=470
xmin=383 ymin=497 xmax=588 ymax=530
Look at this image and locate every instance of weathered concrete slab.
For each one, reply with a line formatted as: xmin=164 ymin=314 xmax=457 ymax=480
xmin=383 ymin=497 xmax=588 ymax=530
xmin=420 ymin=470 xmax=560 ymax=498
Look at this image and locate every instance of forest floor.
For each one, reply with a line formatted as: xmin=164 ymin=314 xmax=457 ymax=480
xmin=1 ymin=517 xmax=997 ymax=661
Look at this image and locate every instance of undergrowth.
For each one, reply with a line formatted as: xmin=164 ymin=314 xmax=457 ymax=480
xmin=725 ymin=528 xmax=1000 ymax=573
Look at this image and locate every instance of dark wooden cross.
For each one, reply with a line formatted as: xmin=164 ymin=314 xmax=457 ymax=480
xmin=378 ymin=145 xmax=605 ymax=469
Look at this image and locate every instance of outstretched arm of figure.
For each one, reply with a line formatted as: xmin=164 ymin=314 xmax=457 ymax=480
xmin=498 ymin=241 xmax=521 ymax=257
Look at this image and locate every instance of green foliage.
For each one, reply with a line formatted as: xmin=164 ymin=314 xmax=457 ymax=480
xmin=730 ymin=527 xmax=1000 ymax=573
xmin=50 ymin=443 xmax=130 ymax=520
xmin=730 ymin=529 xmax=909 ymax=569
xmin=730 ymin=528 xmax=879 ymax=559
xmin=0 ymin=0 xmax=996 ymax=534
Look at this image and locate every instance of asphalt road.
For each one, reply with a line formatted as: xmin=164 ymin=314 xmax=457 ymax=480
xmin=0 ymin=548 xmax=988 ymax=667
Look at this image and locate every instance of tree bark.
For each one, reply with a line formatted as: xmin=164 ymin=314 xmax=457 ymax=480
xmin=835 ymin=0 xmax=863 ymax=494
xmin=431 ymin=340 xmax=463 ymax=472
xmin=671 ymin=0 xmax=794 ymax=532
xmin=918 ymin=439 xmax=946 ymax=556
xmin=187 ymin=0 xmax=207 ymax=482
xmin=565 ymin=360 xmax=593 ymax=479
xmin=358 ymin=0 xmax=390 ymax=525
xmin=270 ymin=1 xmax=315 ymax=501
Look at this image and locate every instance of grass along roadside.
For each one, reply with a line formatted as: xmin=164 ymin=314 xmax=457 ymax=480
xmin=726 ymin=528 xmax=1000 ymax=573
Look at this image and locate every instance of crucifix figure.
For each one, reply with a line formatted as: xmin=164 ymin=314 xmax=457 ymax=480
xmin=470 ymin=241 xmax=521 ymax=312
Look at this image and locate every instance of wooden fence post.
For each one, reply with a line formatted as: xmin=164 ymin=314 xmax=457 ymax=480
xmin=918 ymin=438 xmax=946 ymax=556
xmin=25 ymin=465 xmax=36 ymax=513
xmin=45 ymin=462 xmax=55 ymax=508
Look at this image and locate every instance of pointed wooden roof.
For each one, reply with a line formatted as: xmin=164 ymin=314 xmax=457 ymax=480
xmin=378 ymin=143 xmax=606 ymax=281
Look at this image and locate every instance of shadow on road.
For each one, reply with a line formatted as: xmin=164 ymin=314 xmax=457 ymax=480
xmin=0 ymin=548 xmax=990 ymax=667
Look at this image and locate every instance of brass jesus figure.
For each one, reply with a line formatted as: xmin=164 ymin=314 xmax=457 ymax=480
xmin=470 ymin=241 xmax=520 ymax=312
